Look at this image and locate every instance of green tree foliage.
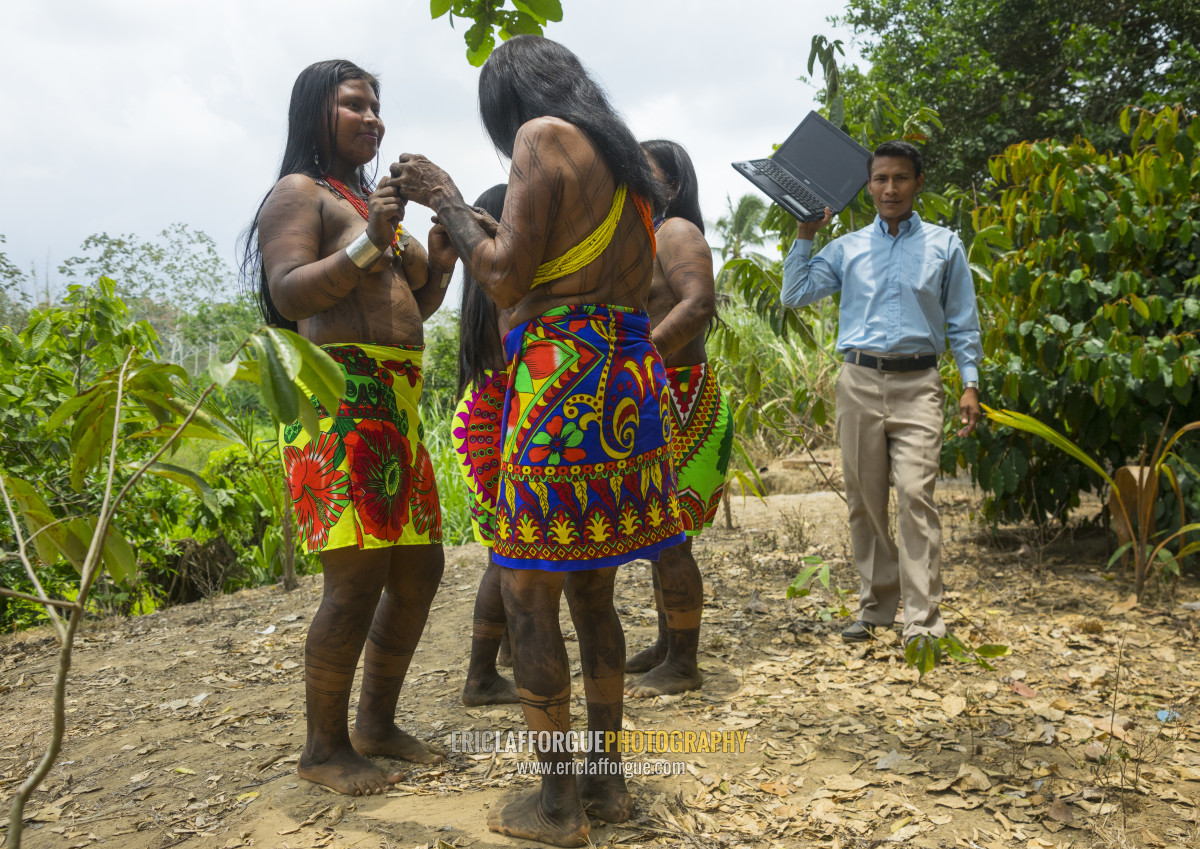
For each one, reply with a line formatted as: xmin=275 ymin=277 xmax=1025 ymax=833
xmin=0 ymin=279 xmax=333 ymax=631
xmin=836 ymin=0 xmax=1200 ymax=190
xmin=1 ymin=298 xmax=342 ymax=845
xmin=0 ymin=280 xmax=170 ymax=629
xmin=714 ymin=194 xmax=768 ymax=265
xmin=58 ymin=224 xmax=240 ymax=370
xmin=58 ymin=223 xmax=234 ymax=312
xmin=954 ymin=106 xmax=1200 ymax=531
xmin=430 ymin=0 xmax=563 ymax=65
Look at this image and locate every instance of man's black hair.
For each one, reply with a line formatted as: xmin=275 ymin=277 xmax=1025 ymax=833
xmin=641 ymin=139 xmax=705 ymax=235
xmin=478 ymin=36 xmax=661 ymax=209
xmin=240 ymin=59 xmax=380 ymax=329
xmin=868 ymin=140 xmax=923 ymax=179
xmin=457 ymin=184 xmax=508 ymax=398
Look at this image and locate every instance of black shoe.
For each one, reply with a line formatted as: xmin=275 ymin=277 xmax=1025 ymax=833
xmin=841 ymin=620 xmax=885 ymax=643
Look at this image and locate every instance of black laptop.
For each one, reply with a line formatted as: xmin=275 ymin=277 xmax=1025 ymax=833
xmin=732 ymin=111 xmax=871 ymax=221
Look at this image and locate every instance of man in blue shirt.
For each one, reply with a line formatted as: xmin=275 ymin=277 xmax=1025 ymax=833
xmin=781 ymin=140 xmax=982 ymax=646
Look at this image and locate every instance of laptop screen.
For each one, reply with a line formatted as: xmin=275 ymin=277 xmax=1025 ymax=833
xmin=773 ymin=115 xmax=870 ymax=205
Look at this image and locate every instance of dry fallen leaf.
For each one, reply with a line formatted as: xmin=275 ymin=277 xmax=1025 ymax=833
xmin=824 ymin=775 xmax=870 ymax=792
xmin=1140 ymin=828 xmax=1166 ymax=847
xmin=932 ymin=795 xmax=985 ymax=810
xmin=1107 ymin=594 xmax=1138 ymax=614
xmin=952 ymin=763 xmax=992 ymax=792
xmin=1009 ymin=680 xmax=1038 ymax=698
xmin=876 ymin=749 xmax=928 ymax=774
xmin=1047 ymin=798 xmax=1073 ymax=823
xmin=758 ymin=781 xmax=792 ymax=796
xmin=942 ymin=693 xmax=967 ymax=718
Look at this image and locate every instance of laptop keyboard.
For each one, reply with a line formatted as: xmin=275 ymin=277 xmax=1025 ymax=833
xmin=751 ymin=159 xmax=826 ymax=213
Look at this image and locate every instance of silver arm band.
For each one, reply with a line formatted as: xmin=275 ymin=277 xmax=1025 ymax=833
xmin=345 ymin=230 xmax=383 ymax=269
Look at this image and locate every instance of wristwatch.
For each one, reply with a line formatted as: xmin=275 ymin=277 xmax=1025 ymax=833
xmin=964 ymin=381 xmax=979 ymax=390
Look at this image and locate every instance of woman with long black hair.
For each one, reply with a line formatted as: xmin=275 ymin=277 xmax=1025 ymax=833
xmin=392 ymin=36 xmax=682 ymax=847
xmin=242 ymin=59 xmax=456 ymax=796
xmin=626 ymin=140 xmax=731 ymax=699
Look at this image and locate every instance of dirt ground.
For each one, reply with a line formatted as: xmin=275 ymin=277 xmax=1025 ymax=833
xmin=3 ymin=456 xmax=1200 ymax=849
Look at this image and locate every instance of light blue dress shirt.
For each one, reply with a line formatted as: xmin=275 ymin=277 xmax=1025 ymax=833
xmin=781 ymin=213 xmax=982 ymax=383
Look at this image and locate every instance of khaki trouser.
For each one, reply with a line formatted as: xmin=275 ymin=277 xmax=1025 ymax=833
xmin=835 ymin=362 xmax=946 ymax=639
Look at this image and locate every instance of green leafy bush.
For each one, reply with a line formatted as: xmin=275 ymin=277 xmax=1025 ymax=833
xmin=954 ymin=106 xmax=1200 ymax=534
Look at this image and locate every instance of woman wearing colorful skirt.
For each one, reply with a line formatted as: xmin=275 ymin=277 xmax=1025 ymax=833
xmin=393 ymin=36 xmax=683 ymax=848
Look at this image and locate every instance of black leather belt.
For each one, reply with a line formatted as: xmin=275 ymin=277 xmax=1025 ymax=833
xmin=844 ymin=351 xmax=937 ymax=372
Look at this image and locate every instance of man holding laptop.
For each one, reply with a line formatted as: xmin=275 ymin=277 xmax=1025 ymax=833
xmin=779 ymin=140 xmax=982 ymax=649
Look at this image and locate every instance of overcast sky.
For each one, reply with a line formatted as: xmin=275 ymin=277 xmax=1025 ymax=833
xmin=1 ymin=0 xmax=861 ymax=303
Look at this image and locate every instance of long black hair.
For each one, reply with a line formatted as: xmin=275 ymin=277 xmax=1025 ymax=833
xmin=641 ymin=139 xmax=705 ymax=234
xmin=240 ymin=59 xmax=380 ymax=329
xmin=478 ymin=36 xmax=661 ymax=210
xmin=457 ymin=184 xmax=509 ymax=397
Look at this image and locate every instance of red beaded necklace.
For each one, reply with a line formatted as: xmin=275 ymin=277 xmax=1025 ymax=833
xmin=320 ymin=174 xmax=401 ymax=248
xmin=321 ymin=174 xmax=372 ymax=218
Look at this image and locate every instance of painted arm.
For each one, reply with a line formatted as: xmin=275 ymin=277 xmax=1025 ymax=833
xmin=259 ymin=175 xmax=402 ymax=322
xmin=391 ymin=118 xmax=567 ymax=310
xmin=650 ymin=219 xmax=716 ymax=356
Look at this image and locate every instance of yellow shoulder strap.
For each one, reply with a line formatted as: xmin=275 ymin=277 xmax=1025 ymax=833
xmin=531 ymin=184 xmax=628 ymax=288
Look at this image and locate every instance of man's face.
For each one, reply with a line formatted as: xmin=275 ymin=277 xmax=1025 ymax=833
xmin=867 ymin=155 xmax=923 ymax=222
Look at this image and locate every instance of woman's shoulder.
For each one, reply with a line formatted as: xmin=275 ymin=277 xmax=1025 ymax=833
xmin=517 ymin=115 xmax=578 ymax=137
xmin=657 ymin=217 xmax=710 ymax=252
xmin=514 ymin=116 xmax=591 ymax=157
xmin=660 ymin=216 xmax=704 ymax=239
xmin=266 ymin=172 xmax=322 ymax=201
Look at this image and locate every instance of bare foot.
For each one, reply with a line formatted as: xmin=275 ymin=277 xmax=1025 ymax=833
xmin=350 ymin=724 xmax=446 ymax=764
xmin=462 ymin=673 xmax=519 ymax=706
xmin=625 ymin=641 xmax=666 ymax=674
xmin=625 ymin=660 xmax=702 ymax=698
xmin=297 ymin=747 xmax=403 ymax=796
xmin=579 ymin=772 xmax=633 ymax=822
xmin=487 ymin=789 xmax=590 ymax=847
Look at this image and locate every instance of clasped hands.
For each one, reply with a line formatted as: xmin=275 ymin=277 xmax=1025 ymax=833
xmin=391 ymin=152 xmax=502 ymax=238
xmin=358 ymin=156 xmax=460 ymax=271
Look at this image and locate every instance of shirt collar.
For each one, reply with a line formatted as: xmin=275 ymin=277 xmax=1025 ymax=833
xmin=874 ymin=211 xmax=922 ymax=237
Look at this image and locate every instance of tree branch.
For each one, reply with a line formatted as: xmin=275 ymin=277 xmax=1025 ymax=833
xmin=0 ymin=477 xmax=65 ymax=641
xmin=0 ymin=586 xmax=82 ymax=611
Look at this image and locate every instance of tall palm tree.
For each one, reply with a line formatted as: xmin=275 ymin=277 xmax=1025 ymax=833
xmin=713 ymin=193 xmax=768 ymax=262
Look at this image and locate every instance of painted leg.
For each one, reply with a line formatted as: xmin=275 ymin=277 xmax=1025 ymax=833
xmin=463 ymin=554 xmax=518 ymax=705
xmin=488 ymin=567 xmax=589 ymax=848
xmin=566 ymin=567 xmax=633 ymax=822
xmin=626 ymin=541 xmax=702 ymax=697
xmin=349 ymin=543 xmax=447 ymax=764
xmin=625 ymin=563 xmax=667 ymax=673
xmin=298 ymin=546 xmax=403 ymax=795
xmin=497 ymin=628 xmax=513 ymax=668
